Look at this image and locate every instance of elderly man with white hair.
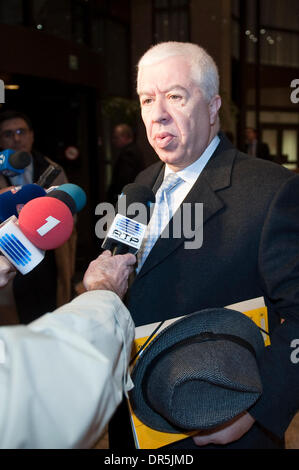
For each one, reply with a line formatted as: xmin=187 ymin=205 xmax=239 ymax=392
xmin=109 ymin=41 xmax=299 ymax=450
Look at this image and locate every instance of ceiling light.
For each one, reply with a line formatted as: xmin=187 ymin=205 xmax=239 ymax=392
xmin=5 ymin=85 xmax=20 ymax=90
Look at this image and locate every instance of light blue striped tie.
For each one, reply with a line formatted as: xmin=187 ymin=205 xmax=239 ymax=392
xmin=137 ymin=172 xmax=183 ymax=273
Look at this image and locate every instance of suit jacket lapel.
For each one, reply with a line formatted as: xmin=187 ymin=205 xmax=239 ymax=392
xmin=136 ymin=134 xmax=237 ymax=279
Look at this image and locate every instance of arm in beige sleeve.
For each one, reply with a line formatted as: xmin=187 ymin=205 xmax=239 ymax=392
xmin=0 ymin=290 xmax=135 ymax=449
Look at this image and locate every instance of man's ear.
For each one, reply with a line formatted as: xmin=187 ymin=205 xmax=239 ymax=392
xmin=209 ymin=95 xmax=221 ymax=125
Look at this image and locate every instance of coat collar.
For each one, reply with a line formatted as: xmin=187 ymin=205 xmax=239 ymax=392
xmin=135 ymin=132 xmax=237 ymax=279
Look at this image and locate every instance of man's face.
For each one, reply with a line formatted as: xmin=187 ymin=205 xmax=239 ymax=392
xmin=138 ymin=56 xmax=221 ymax=171
xmin=0 ymin=118 xmax=34 ymax=153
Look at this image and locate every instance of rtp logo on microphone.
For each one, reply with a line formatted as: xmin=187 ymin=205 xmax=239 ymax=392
xmin=108 ymin=214 xmax=147 ymax=250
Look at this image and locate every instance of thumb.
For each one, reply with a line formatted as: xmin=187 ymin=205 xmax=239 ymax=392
xmin=100 ymin=250 xmax=112 ymax=258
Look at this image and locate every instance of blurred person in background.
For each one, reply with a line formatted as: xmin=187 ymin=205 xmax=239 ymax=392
xmin=107 ymin=123 xmax=145 ymax=206
xmin=245 ymin=127 xmax=271 ymax=161
xmin=0 ymin=110 xmax=76 ymax=324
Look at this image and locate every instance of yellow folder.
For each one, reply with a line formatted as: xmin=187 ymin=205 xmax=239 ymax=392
xmin=128 ymin=297 xmax=270 ymax=449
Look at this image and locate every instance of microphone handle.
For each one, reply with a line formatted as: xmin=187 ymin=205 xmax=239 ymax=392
xmin=102 ymin=235 xmax=138 ymax=256
xmin=112 ymin=244 xmax=137 ymax=256
xmin=37 ymin=165 xmax=61 ymax=188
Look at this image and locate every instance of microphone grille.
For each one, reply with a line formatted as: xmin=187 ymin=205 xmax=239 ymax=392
xmin=9 ymin=151 xmax=31 ymax=169
xmin=48 ymin=189 xmax=76 ymax=214
xmin=119 ymin=183 xmax=155 ymax=207
xmin=116 ymin=183 xmax=155 ymax=225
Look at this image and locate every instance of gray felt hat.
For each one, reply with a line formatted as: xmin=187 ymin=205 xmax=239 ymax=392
xmin=129 ymin=308 xmax=265 ymax=433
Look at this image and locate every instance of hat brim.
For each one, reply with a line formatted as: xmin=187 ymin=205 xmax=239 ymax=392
xmin=129 ymin=308 xmax=264 ymax=433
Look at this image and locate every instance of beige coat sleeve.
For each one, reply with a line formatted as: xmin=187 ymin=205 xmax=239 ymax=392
xmin=0 ymin=290 xmax=135 ymax=449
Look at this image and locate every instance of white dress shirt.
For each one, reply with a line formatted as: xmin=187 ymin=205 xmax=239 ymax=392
xmin=159 ymin=134 xmax=220 ymax=234
xmin=9 ymin=160 xmax=34 ymax=186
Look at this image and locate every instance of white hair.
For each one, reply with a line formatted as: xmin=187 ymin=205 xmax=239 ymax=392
xmin=137 ymin=41 xmax=219 ymax=102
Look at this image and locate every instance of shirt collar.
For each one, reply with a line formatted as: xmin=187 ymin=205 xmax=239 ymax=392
xmin=165 ymin=134 xmax=220 ymax=185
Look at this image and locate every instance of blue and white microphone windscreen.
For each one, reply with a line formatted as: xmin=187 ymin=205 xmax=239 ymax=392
xmin=0 ymin=218 xmax=45 ymax=274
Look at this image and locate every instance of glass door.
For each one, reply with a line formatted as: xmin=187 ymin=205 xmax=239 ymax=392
xmin=282 ymin=129 xmax=298 ymax=170
xmin=262 ymin=126 xmax=298 ymax=169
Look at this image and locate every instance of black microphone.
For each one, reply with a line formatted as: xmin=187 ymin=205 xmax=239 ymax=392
xmin=47 ymin=189 xmax=77 ymax=215
xmin=9 ymin=151 xmax=31 ymax=169
xmin=0 ymin=149 xmax=31 ymax=176
xmin=102 ymin=183 xmax=155 ymax=255
xmin=36 ymin=164 xmax=62 ymax=188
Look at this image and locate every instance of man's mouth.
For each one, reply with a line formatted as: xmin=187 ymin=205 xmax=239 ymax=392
xmin=154 ymin=133 xmax=174 ymax=149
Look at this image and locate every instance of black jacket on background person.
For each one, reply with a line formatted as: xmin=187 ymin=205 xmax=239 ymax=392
xmin=0 ymin=150 xmax=68 ymax=324
xmin=107 ymin=142 xmax=145 ymax=206
xmin=245 ymin=141 xmax=271 ymax=161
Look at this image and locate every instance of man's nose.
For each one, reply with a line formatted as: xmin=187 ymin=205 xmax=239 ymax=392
xmin=13 ymin=132 xmax=22 ymax=142
xmin=151 ymin=98 xmax=170 ymax=124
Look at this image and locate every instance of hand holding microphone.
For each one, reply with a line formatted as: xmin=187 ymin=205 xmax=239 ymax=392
xmin=83 ymin=250 xmax=136 ymax=299
xmin=0 ymin=255 xmax=16 ymax=288
xmin=17 ymin=183 xmax=87 ymax=250
xmin=102 ymin=183 xmax=155 ymax=256
xmin=0 ymin=183 xmax=86 ymax=274
xmin=70 ymin=183 xmax=154 ymax=296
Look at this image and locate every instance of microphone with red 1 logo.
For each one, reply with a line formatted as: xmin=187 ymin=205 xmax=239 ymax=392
xmin=0 ymin=185 xmax=85 ymax=273
xmin=18 ymin=196 xmax=74 ymax=250
xmin=101 ymin=183 xmax=155 ymax=255
xmin=0 ymin=197 xmax=74 ymax=274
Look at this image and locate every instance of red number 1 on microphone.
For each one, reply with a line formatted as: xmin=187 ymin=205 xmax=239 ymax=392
xmin=37 ymin=216 xmax=61 ymax=236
